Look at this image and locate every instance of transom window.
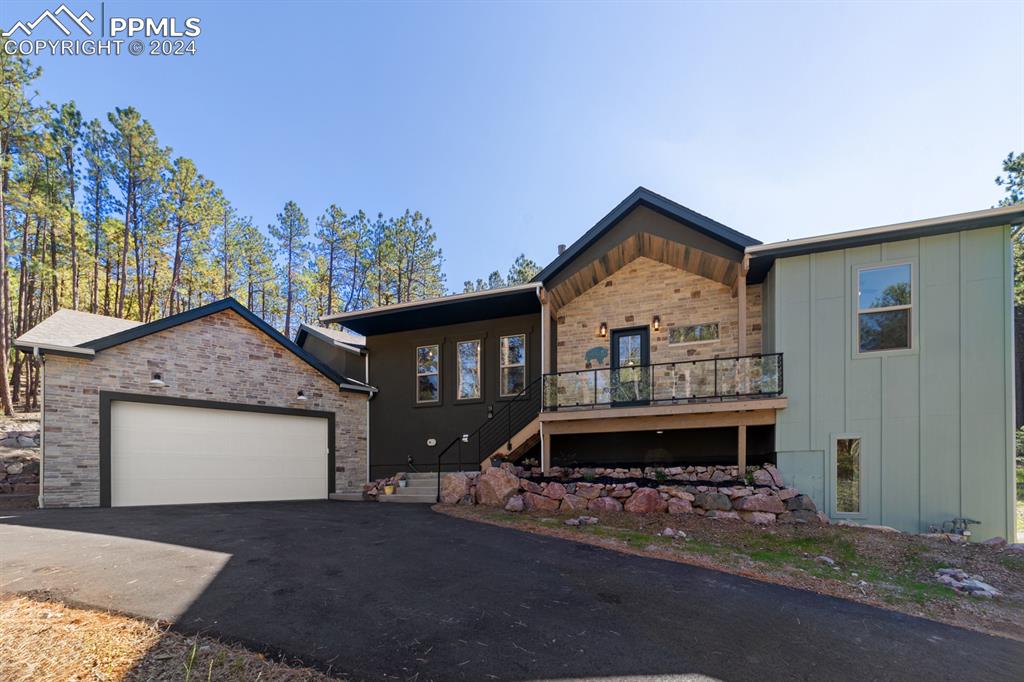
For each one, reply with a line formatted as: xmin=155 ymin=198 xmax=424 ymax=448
xmin=499 ymin=334 xmax=526 ymax=397
xmin=456 ymin=340 xmax=481 ymax=400
xmin=669 ymin=322 xmax=719 ymax=345
xmin=857 ymin=264 xmax=911 ymax=353
xmin=415 ymin=344 xmax=440 ymax=403
xmin=835 ymin=437 xmax=862 ymax=514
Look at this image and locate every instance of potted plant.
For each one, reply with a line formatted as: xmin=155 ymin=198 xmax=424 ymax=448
xmin=396 ymin=472 xmax=408 ymax=488
xmin=384 ymin=480 xmax=396 ymax=494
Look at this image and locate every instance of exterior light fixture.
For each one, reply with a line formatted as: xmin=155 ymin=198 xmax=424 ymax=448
xmin=656 ymin=430 xmax=664 ymax=434
xmin=599 ymin=322 xmax=608 ymax=337
xmin=652 ymin=315 xmax=661 ymax=331
xmin=148 ymin=372 xmax=166 ymax=388
xmin=461 ymin=433 xmax=470 ymax=443
xmin=296 ymin=390 xmax=307 ymax=401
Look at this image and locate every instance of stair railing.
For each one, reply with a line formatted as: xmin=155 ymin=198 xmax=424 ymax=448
xmin=435 ymin=375 xmax=543 ymax=502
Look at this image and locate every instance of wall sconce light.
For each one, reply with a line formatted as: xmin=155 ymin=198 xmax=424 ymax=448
xmin=652 ymin=315 xmax=661 ymax=331
xmin=296 ymin=389 xmax=308 ymax=401
xmin=487 ymin=405 xmax=494 ymax=419
xmin=599 ymin=322 xmax=608 ymax=337
xmin=148 ymin=372 xmax=166 ymax=388
xmin=461 ymin=433 xmax=470 ymax=443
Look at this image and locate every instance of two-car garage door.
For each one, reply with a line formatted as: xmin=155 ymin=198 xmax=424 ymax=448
xmin=110 ymin=401 xmax=329 ymax=507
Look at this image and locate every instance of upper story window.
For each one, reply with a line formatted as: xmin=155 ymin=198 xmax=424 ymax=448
xmin=457 ymin=340 xmax=481 ymax=400
xmin=415 ymin=344 xmax=440 ymax=403
xmin=857 ymin=264 xmax=911 ymax=353
xmin=669 ymin=322 xmax=719 ymax=345
xmin=499 ymin=334 xmax=526 ymax=396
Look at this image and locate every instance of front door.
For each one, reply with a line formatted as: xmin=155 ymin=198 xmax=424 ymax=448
xmin=610 ymin=327 xmax=650 ymax=405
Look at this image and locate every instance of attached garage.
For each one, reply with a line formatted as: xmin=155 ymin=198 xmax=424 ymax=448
xmin=106 ymin=397 xmax=333 ymax=507
xmin=15 ymin=298 xmax=373 ymax=508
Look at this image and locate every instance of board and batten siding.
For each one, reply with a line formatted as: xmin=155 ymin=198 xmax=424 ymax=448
xmin=770 ymin=226 xmax=1014 ymax=540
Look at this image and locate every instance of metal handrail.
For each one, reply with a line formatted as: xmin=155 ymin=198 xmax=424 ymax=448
xmin=542 ymin=352 xmax=783 ymax=410
xmin=435 ymin=375 xmax=543 ymax=502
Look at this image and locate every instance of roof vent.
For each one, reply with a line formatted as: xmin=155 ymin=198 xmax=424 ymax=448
xmin=557 ymin=244 xmax=566 ymax=255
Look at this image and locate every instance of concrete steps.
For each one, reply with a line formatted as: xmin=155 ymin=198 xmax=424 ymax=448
xmin=378 ymin=472 xmax=471 ymax=504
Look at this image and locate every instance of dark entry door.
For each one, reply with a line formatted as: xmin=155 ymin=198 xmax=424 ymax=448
xmin=610 ymin=327 xmax=650 ymax=405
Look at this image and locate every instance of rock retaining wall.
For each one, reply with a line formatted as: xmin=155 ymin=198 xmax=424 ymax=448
xmin=0 ymin=422 xmax=40 ymax=509
xmin=441 ymin=463 xmax=823 ymax=525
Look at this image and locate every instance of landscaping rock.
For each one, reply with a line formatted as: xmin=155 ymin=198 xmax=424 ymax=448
xmin=776 ymin=487 xmax=798 ymax=501
xmin=784 ymin=494 xmax=817 ymax=512
xmin=778 ymin=510 xmax=819 ymax=524
xmin=764 ymin=465 xmax=785 ymax=487
xmin=543 ymin=481 xmax=567 ymax=500
xmin=1003 ymin=543 xmax=1024 ymax=553
xmin=705 ymin=510 xmax=740 ymax=521
xmin=5 ymin=462 xmax=24 ymax=475
xmin=575 ymin=483 xmax=603 ymax=499
xmin=439 ymin=473 xmax=471 ymax=505
xmin=980 ymin=536 xmax=1007 ymax=548
xmin=476 ymin=467 xmax=520 ymax=507
xmin=560 ymin=494 xmax=589 ymax=512
xmin=693 ymin=491 xmax=731 ymax=511
xmin=523 ymin=492 xmax=561 ymax=512
xmin=659 ymin=527 xmax=686 ymax=538
xmin=733 ymin=494 xmax=785 ymax=514
xmin=816 ymin=555 xmax=836 ymax=566
xmin=667 ymin=498 xmax=693 ymax=515
xmin=521 ymin=479 xmax=543 ymax=494
xmin=935 ymin=568 xmax=1000 ymax=597
xmin=751 ymin=469 xmax=774 ymax=486
xmin=624 ymin=487 xmax=667 ymax=513
xmin=588 ymin=496 xmax=623 ymax=513
xmin=739 ymin=511 xmax=776 ymax=524
xmin=504 ymin=494 xmax=525 ymax=512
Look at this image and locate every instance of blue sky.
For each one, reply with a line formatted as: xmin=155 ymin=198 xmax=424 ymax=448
xmin=4 ymin=0 xmax=1022 ymax=290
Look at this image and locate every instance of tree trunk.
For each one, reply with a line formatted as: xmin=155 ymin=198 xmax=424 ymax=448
xmin=0 ymin=134 xmax=17 ymax=415
xmin=66 ymin=146 xmax=79 ymax=309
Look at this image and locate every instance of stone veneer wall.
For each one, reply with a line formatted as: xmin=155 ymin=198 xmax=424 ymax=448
xmin=555 ymin=256 xmax=762 ymax=373
xmin=41 ymin=309 xmax=367 ymax=507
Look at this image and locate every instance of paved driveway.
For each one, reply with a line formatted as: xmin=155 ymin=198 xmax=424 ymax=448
xmin=1 ymin=502 xmax=1022 ymax=681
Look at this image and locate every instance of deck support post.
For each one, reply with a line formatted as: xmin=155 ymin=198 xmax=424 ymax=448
xmin=540 ymin=422 xmax=550 ymax=474
xmin=737 ymin=424 xmax=747 ymax=478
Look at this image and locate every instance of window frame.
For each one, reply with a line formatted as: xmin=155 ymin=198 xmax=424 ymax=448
xmin=668 ymin=322 xmax=721 ymax=346
xmin=853 ymin=260 xmax=916 ymax=358
xmin=414 ymin=343 xmax=441 ymax=405
xmin=498 ymin=333 xmax=527 ymax=398
xmin=830 ymin=433 xmax=865 ymax=518
xmin=455 ymin=338 xmax=483 ymax=403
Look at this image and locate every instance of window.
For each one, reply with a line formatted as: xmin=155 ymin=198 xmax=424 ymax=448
xmin=857 ymin=264 xmax=911 ymax=352
xmin=415 ymin=344 xmax=440 ymax=403
xmin=499 ymin=334 xmax=526 ymax=396
xmin=669 ymin=322 xmax=719 ymax=345
xmin=456 ymin=340 xmax=481 ymax=400
xmin=835 ymin=437 xmax=862 ymax=514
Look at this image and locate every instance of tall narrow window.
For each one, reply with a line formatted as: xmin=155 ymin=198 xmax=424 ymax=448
xmin=457 ymin=340 xmax=481 ymax=400
xmin=415 ymin=344 xmax=440 ymax=403
xmin=857 ymin=264 xmax=911 ymax=352
xmin=835 ymin=437 xmax=862 ymax=514
xmin=499 ymin=334 xmax=526 ymax=397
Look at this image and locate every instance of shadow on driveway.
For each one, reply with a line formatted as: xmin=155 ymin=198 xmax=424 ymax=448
xmin=2 ymin=501 xmax=1022 ymax=681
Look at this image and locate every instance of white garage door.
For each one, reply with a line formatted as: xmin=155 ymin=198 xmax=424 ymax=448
xmin=110 ymin=401 xmax=329 ymax=507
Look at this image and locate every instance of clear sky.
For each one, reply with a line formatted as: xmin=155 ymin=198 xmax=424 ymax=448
xmin=4 ymin=0 xmax=1022 ymax=290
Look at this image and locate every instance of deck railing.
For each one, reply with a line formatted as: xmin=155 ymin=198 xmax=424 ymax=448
xmin=542 ymin=353 xmax=783 ymax=410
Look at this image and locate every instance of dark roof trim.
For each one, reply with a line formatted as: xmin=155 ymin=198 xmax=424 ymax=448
xmin=80 ymin=298 xmax=373 ymax=394
xmin=745 ymin=204 xmax=1024 ymax=282
xmin=532 ymin=187 xmax=761 ymax=284
xmin=295 ymin=324 xmax=366 ymax=356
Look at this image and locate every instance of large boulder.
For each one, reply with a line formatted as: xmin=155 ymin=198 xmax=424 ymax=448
xmin=733 ymin=494 xmax=785 ymax=514
xmin=523 ymin=492 xmax=561 ymax=512
xmin=439 ymin=473 xmax=471 ymax=505
xmin=624 ymin=487 xmax=668 ymax=514
xmin=575 ymin=483 xmax=604 ymax=499
xmin=667 ymin=498 xmax=693 ymax=515
xmin=543 ymin=482 xmax=567 ymax=500
xmin=588 ymin=496 xmax=623 ymax=513
xmin=560 ymin=494 xmax=589 ymax=512
xmin=693 ymin=491 xmax=732 ymax=512
xmin=751 ymin=469 xmax=774 ymax=486
xmin=778 ymin=509 xmax=818 ymax=524
xmin=785 ymin=495 xmax=817 ymax=512
xmin=764 ymin=465 xmax=785 ymax=487
xmin=476 ymin=467 xmax=521 ymax=507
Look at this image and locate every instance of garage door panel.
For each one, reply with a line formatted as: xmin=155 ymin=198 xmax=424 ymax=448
xmin=110 ymin=401 xmax=329 ymax=507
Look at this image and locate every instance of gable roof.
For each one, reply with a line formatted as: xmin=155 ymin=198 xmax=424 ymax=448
xmin=15 ymin=309 xmax=143 ymax=355
xmin=26 ymin=298 xmax=372 ymax=393
xmin=532 ymin=187 xmax=760 ymax=285
xmin=295 ymin=323 xmax=366 ymax=355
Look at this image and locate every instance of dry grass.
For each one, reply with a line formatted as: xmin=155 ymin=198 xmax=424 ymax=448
xmin=438 ymin=504 xmax=1024 ymax=641
xmin=0 ymin=594 xmax=339 ymax=681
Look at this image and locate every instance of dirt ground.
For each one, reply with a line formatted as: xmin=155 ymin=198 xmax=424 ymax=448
xmin=438 ymin=504 xmax=1024 ymax=642
xmin=0 ymin=594 xmax=340 ymax=681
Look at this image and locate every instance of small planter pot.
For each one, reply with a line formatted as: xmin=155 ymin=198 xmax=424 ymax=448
xmin=384 ymin=484 xmax=396 ymax=495
xmin=399 ymin=479 xmax=408 ymax=488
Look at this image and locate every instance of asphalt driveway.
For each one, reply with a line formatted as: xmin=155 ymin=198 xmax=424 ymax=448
xmin=1 ymin=501 xmax=1022 ymax=681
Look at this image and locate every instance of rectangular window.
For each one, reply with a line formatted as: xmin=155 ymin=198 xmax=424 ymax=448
xmin=456 ymin=340 xmax=481 ymax=400
xmin=415 ymin=344 xmax=440 ymax=403
xmin=835 ymin=437 xmax=862 ymax=514
xmin=499 ymin=334 xmax=526 ymax=397
xmin=857 ymin=264 xmax=911 ymax=352
xmin=669 ymin=322 xmax=719 ymax=345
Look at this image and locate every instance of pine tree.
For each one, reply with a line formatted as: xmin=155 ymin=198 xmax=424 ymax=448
xmin=269 ymin=201 xmax=309 ymax=337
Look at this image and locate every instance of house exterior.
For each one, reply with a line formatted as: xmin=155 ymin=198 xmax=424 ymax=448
xmin=18 ymin=188 xmax=1020 ymax=541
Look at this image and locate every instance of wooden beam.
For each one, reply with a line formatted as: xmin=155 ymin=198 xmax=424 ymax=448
xmin=540 ymin=422 xmax=550 ymax=473
xmin=539 ymin=397 xmax=787 ymax=422
xmin=542 ymin=409 xmax=777 ymax=436
xmin=737 ymin=424 xmax=747 ymax=476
